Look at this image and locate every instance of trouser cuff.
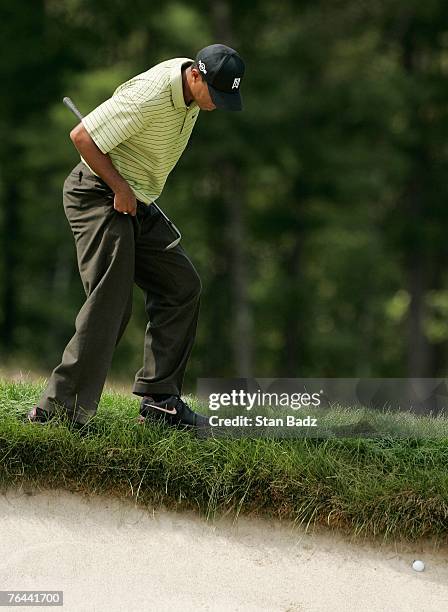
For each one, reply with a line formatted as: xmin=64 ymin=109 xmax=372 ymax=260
xmin=38 ymin=399 xmax=93 ymax=425
xmin=132 ymin=382 xmax=180 ymax=397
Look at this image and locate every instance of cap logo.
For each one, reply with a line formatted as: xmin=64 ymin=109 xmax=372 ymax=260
xmin=232 ymin=77 xmax=241 ymax=90
xmin=198 ymin=60 xmax=207 ymax=75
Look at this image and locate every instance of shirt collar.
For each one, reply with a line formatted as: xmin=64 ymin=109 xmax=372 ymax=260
xmin=170 ymin=58 xmax=198 ymax=110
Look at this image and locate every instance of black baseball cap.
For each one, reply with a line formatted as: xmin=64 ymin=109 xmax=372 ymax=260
xmin=195 ymin=44 xmax=245 ymax=111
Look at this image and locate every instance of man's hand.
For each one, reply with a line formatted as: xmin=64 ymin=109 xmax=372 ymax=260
xmin=70 ymin=122 xmax=137 ymax=216
xmin=114 ymin=183 xmax=137 ymax=216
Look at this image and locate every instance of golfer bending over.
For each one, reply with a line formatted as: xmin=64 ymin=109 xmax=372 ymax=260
xmin=27 ymin=44 xmax=245 ymax=431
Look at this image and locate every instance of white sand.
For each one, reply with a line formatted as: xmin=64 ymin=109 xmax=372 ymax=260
xmin=0 ymin=488 xmax=447 ymax=612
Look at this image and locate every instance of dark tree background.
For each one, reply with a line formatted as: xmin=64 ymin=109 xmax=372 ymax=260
xmin=1 ymin=0 xmax=448 ymax=391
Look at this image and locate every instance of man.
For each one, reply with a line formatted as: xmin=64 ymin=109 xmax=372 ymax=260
xmin=27 ymin=43 xmax=245 ymax=432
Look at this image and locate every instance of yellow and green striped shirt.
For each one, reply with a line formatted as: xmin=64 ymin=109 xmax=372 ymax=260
xmin=80 ymin=57 xmax=200 ymax=204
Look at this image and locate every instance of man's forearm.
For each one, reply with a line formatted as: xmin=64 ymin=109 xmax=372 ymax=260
xmin=69 ymin=123 xmax=129 ymax=194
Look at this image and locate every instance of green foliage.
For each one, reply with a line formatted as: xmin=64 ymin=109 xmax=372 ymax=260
xmin=2 ymin=1 xmax=448 ymax=384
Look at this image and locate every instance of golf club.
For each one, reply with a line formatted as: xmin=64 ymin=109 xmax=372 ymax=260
xmin=62 ymin=96 xmax=182 ymax=250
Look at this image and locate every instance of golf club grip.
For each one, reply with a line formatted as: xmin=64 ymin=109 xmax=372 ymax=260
xmin=63 ymin=96 xmax=84 ymax=121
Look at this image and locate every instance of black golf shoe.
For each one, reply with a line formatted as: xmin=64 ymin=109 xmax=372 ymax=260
xmin=26 ymin=406 xmax=55 ymax=424
xmin=26 ymin=405 xmax=93 ymax=435
xmin=138 ymin=395 xmax=210 ymax=431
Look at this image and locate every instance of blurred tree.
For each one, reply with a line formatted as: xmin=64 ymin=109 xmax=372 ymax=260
xmin=3 ymin=0 xmax=448 ymax=388
xmin=0 ymin=0 xmax=96 ymax=360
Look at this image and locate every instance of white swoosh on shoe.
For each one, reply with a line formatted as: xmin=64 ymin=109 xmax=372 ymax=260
xmin=147 ymin=404 xmax=177 ymax=415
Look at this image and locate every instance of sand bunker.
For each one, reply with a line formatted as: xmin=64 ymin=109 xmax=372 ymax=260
xmin=0 ymin=488 xmax=447 ymax=611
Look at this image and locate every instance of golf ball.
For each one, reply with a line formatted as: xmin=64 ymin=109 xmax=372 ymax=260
xmin=412 ymin=559 xmax=425 ymax=572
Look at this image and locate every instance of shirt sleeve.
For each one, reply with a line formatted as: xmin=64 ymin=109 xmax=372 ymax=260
xmin=82 ymin=85 xmax=148 ymax=154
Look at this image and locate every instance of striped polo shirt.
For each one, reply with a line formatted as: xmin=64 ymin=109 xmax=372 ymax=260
xmin=80 ymin=57 xmax=200 ymax=204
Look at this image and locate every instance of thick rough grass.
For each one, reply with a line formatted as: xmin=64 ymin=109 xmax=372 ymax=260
xmin=1 ymin=377 xmax=447 ymax=545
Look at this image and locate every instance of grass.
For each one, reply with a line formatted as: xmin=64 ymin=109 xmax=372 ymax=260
xmin=202 ymin=402 xmax=448 ymax=439
xmin=1 ymin=376 xmax=448 ymax=545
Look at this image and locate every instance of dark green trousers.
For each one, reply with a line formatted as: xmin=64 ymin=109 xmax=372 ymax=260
xmin=38 ymin=161 xmax=201 ymax=424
